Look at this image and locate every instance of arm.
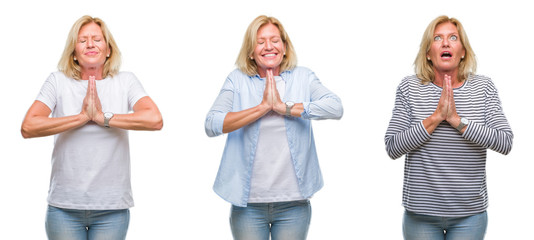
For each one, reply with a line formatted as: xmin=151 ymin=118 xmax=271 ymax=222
xmin=205 ymin=70 xmax=278 ymax=136
xmin=21 ymin=100 xmax=90 ymax=138
xmin=299 ymin=71 xmax=343 ymax=120
xmin=222 ymin=69 xmax=280 ymax=133
xmin=95 ymin=96 xmax=163 ymax=131
xmin=384 ymin=82 xmax=431 ymax=159
xmin=462 ymin=80 xmax=513 ymax=155
xmin=21 ymin=76 xmax=96 ymax=138
xmin=85 ymin=75 xmax=162 ymax=131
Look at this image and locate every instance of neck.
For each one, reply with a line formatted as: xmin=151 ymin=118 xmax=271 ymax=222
xmin=433 ymin=68 xmax=461 ymax=88
xmin=258 ymin=67 xmax=280 ymax=78
xmin=81 ymin=66 xmax=104 ymax=80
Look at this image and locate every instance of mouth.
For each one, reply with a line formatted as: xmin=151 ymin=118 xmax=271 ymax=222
xmin=85 ymin=51 xmax=100 ymax=56
xmin=262 ymin=53 xmax=277 ymax=58
xmin=441 ymin=51 xmax=452 ymax=58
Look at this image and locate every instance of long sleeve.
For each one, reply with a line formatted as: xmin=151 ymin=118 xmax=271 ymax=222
xmin=205 ymin=77 xmax=233 ymax=137
xmin=300 ymin=70 xmax=343 ymax=120
xmin=462 ymin=79 xmax=513 ymax=155
xmin=384 ymin=82 xmax=431 ymax=159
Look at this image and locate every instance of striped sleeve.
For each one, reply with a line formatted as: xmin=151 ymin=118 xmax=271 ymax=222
xmin=384 ymin=80 xmax=431 ymax=159
xmin=462 ymin=78 xmax=513 ymax=155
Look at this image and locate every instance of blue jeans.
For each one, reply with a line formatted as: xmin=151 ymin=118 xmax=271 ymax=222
xmin=403 ymin=210 xmax=487 ymax=240
xmin=45 ymin=205 xmax=130 ymax=240
xmin=230 ymin=200 xmax=311 ymax=240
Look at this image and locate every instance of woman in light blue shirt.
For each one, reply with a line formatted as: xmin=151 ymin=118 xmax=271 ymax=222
xmin=205 ymin=15 xmax=342 ymax=240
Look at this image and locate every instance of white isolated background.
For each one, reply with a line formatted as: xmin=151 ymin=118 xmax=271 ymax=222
xmin=1 ymin=0 xmax=532 ymax=239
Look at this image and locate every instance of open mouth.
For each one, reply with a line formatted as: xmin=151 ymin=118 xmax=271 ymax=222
xmin=441 ymin=52 xmax=452 ymax=58
xmin=263 ymin=53 xmax=277 ymax=57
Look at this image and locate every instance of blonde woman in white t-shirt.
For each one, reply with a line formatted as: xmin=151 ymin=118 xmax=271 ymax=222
xmin=21 ymin=15 xmax=162 ymax=240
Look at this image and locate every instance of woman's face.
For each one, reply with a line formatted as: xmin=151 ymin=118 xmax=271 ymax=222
xmin=74 ymin=22 xmax=110 ymax=71
xmin=252 ymin=23 xmax=286 ymax=77
xmin=427 ymin=22 xmax=465 ymax=74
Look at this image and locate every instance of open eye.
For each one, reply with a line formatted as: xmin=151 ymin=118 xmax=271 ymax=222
xmin=433 ymin=36 xmax=442 ymax=41
xmin=450 ymin=35 xmax=458 ymax=41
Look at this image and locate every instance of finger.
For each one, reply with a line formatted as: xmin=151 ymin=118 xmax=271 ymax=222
xmin=266 ymin=69 xmax=273 ymax=79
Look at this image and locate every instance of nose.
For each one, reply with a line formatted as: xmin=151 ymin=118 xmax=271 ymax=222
xmin=442 ymin=38 xmax=450 ymax=47
xmin=86 ymin=38 xmax=95 ymax=48
xmin=265 ymin=40 xmax=273 ymax=50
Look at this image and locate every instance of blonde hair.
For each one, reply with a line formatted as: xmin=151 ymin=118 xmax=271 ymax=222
xmin=236 ymin=15 xmax=297 ymax=76
xmin=414 ymin=15 xmax=476 ymax=84
xmin=58 ymin=15 xmax=121 ymax=80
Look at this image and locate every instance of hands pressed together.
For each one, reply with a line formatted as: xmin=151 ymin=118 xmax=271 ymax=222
xmin=435 ymin=74 xmax=460 ymax=123
xmin=81 ymin=76 xmax=105 ymax=126
xmin=425 ymin=74 xmax=463 ymax=134
xmin=260 ymin=69 xmax=286 ymax=115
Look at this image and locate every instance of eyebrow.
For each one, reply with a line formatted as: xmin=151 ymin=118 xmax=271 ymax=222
xmin=434 ymin=32 xmax=459 ymax=36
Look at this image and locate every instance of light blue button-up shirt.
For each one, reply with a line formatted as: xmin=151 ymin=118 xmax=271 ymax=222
xmin=205 ymin=66 xmax=343 ymax=207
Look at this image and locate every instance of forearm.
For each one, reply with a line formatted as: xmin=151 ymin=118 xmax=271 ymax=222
xmin=105 ymin=109 xmax=163 ymax=131
xmin=463 ymin=122 xmax=513 ymax=155
xmin=289 ymin=103 xmax=304 ymax=117
xmin=21 ymin=113 xmax=89 ymax=138
xmin=385 ymin=121 xmax=431 ymax=159
xmin=302 ymin=97 xmax=343 ymax=120
xmin=422 ymin=113 xmax=443 ymax=134
xmin=223 ymin=103 xmax=270 ymax=133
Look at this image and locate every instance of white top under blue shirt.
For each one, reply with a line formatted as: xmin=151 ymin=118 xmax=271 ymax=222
xmin=205 ymin=66 xmax=343 ymax=207
xmin=248 ymin=76 xmax=303 ymax=203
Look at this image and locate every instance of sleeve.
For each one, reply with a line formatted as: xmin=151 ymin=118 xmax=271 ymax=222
xmin=204 ymin=76 xmax=234 ymax=137
xmin=462 ymin=79 xmax=513 ymax=155
xmin=384 ymin=83 xmax=431 ymax=159
xmin=35 ymin=73 xmax=58 ymax=112
xmin=127 ymin=73 xmax=148 ymax=111
xmin=301 ymin=71 xmax=343 ymax=120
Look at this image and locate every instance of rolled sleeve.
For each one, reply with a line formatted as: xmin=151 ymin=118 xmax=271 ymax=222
xmin=301 ymin=71 xmax=343 ymax=120
xmin=205 ymin=79 xmax=235 ymax=137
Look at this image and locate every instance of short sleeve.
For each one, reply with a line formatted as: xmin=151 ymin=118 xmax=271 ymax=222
xmin=36 ymin=73 xmax=58 ymax=112
xmin=126 ymin=73 xmax=148 ymax=111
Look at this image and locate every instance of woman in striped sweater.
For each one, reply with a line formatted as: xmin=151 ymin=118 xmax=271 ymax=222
xmin=384 ymin=16 xmax=513 ymax=240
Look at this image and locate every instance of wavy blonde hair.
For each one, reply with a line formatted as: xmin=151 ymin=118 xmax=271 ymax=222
xmin=236 ymin=15 xmax=297 ymax=76
xmin=58 ymin=15 xmax=121 ymax=80
xmin=414 ymin=15 xmax=476 ymax=84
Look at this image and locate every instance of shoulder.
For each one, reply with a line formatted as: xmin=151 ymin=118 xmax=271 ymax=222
xmin=467 ymin=74 xmax=497 ymax=91
xmin=226 ymin=69 xmax=255 ymax=84
xmin=400 ymin=75 xmax=421 ymax=84
xmin=284 ymin=66 xmax=313 ymax=76
xmin=44 ymin=71 xmax=73 ymax=87
xmin=467 ymin=74 xmax=497 ymax=95
xmin=228 ymin=69 xmax=250 ymax=78
xmin=467 ymin=74 xmax=492 ymax=84
xmin=397 ymin=75 xmax=424 ymax=89
xmin=49 ymin=71 xmax=69 ymax=81
xmin=281 ymin=66 xmax=316 ymax=83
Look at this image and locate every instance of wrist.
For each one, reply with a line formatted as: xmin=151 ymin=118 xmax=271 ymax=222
xmin=447 ymin=114 xmax=461 ymax=128
xmin=258 ymin=102 xmax=272 ymax=113
xmin=79 ymin=113 xmax=91 ymax=124
xmin=274 ymin=102 xmax=286 ymax=115
xmin=94 ymin=112 xmax=105 ymax=126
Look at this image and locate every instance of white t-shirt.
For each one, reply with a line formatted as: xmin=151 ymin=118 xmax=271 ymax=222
xmin=36 ymin=71 xmax=147 ymax=210
xmin=248 ymin=76 xmax=304 ymax=203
